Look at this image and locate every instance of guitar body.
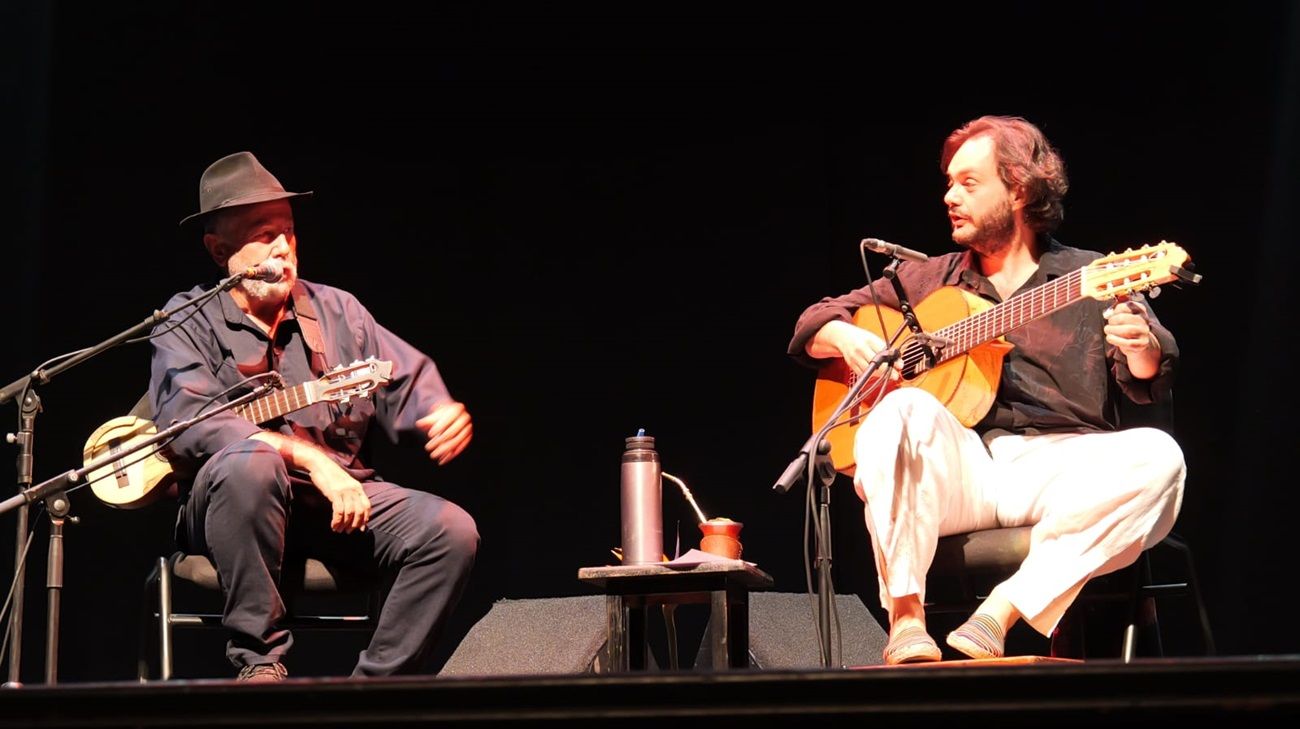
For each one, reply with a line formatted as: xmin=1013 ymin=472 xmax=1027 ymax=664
xmin=812 ymin=286 xmax=1014 ymax=473
xmin=82 ymin=416 xmax=175 ymax=509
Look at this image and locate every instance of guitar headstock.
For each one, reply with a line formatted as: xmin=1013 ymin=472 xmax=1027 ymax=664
xmin=1081 ymin=241 xmax=1195 ymax=301
xmin=305 ymin=357 xmax=394 ymax=405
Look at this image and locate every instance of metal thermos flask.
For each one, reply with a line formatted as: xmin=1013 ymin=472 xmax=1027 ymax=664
xmin=620 ymin=431 xmax=662 ymax=565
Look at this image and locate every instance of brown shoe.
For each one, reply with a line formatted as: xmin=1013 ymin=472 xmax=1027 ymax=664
xmin=237 ymin=662 xmax=288 ymax=683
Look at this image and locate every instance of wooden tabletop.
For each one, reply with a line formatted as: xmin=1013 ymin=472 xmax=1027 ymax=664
xmin=577 ymin=560 xmax=774 ymax=589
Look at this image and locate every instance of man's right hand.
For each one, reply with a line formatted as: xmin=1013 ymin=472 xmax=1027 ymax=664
xmin=250 ymin=431 xmax=371 ymax=533
xmin=309 ymin=462 xmax=372 ymax=534
xmin=809 ymin=320 xmax=897 ymax=377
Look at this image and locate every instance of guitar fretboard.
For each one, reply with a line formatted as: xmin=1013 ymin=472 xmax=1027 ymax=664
xmin=233 ymin=383 xmax=316 ymax=425
xmin=932 ymin=268 xmax=1085 ymax=363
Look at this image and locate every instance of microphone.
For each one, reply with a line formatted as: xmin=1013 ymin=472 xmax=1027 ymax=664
xmin=241 ymin=258 xmax=286 ymax=283
xmin=862 ymin=238 xmax=929 ymax=263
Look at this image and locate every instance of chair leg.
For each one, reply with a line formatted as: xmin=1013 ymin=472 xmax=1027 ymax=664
xmin=137 ymin=559 xmax=162 ymax=681
xmin=1160 ymin=533 xmax=1216 ymax=655
xmin=1121 ymin=554 xmax=1148 ymax=663
xmin=159 ymin=556 xmax=174 ymax=680
xmin=1049 ymin=610 xmax=1083 ymax=659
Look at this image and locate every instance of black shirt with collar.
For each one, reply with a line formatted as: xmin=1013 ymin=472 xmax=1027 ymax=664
xmin=788 ymin=237 xmax=1178 ymax=436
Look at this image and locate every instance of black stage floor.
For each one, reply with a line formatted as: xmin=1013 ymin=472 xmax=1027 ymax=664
xmin=3 ymin=655 xmax=1299 ymax=728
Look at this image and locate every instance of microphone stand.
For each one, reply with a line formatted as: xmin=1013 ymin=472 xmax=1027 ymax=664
xmin=773 ymin=254 xmax=935 ymax=668
xmin=0 ymin=380 xmax=278 ymax=683
xmin=774 ymin=338 xmax=907 ymax=668
xmin=0 ymin=270 xmax=255 ymax=687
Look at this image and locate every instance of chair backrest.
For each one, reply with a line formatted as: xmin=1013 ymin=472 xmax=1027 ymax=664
xmin=129 ymin=392 xmax=154 ymax=420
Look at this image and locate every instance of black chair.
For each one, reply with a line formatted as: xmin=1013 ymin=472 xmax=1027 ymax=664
xmin=924 ymin=394 xmax=1212 ymax=662
xmin=926 ymin=526 xmax=1213 ymax=661
xmin=138 ymin=551 xmax=384 ymax=680
xmin=125 ymin=389 xmax=386 ymax=680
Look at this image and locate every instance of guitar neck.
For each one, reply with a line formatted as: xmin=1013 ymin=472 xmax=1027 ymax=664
xmin=935 ymin=267 xmax=1085 ymax=361
xmin=233 ymin=382 xmax=315 ymax=425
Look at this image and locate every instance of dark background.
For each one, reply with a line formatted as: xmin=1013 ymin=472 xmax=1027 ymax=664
xmin=1 ymin=3 xmax=1297 ymax=682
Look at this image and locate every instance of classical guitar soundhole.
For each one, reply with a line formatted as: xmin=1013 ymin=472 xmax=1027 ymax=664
xmin=899 ymin=340 xmax=932 ymax=380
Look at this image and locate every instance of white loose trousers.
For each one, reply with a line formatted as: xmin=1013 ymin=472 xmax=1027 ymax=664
xmin=851 ymin=388 xmax=1185 ymax=636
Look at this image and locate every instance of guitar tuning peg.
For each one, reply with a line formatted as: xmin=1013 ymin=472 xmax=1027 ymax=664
xmin=1148 ymin=285 xmax=1162 ymax=299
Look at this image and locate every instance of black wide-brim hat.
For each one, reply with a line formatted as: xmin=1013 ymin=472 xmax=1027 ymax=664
xmin=179 ymin=151 xmax=313 ymax=226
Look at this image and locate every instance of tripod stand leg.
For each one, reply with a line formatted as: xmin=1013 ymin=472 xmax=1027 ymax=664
xmin=5 ymin=505 xmax=27 ymax=687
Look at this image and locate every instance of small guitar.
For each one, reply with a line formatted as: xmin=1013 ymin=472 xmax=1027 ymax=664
xmin=811 ymin=241 xmax=1195 ymax=473
xmin=83 ymin=358 xmax=394 ymax=509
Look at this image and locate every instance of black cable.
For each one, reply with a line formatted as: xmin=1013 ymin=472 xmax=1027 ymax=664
xmin=802 ymin=241 xmax=905 ymax=669
xmin=11 ymin=348 xmax=91 ymax=432
xmin=0 ymin=507 xmax=42 ymax=674
xmin=122 ymin=283 xmax=227 ymax=345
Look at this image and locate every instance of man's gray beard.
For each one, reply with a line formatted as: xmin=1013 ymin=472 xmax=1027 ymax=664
xmin=229 ymin=262 xmax=294 ymax=302
xmin=955 ymin=199 xmax=1016 ymax=257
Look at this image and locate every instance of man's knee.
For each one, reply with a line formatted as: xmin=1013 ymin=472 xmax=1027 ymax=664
xmin=1127 ymin=427 xmax=1187 ymax=498
xmin=405 ymin=493 xmax=479 ymax=564
xmin=874 ymin=387 xmax=947 ymax=420
xmin=197 ymin=439 xmax=289 ymax=506
xmin=437 ymin=503 xmax=480 ymax=564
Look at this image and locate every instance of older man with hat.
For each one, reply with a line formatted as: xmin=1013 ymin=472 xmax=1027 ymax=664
xmin=149 ymin=151 xmax=479 ymax=682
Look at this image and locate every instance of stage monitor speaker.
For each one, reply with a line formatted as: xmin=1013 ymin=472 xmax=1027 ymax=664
xmin=696 ymin=592 xmax=888 ymax=669
xmin=439 ymin=596 xmax=610 ymax=677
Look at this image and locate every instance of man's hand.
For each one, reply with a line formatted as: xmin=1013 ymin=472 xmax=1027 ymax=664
xmin=809 ymin=320 xmax=899 ymax=378
xmin=311 ymin=463 xmax=372 ymax=534
xmin=250 ymin=431 xmax=370 ymax=533
xmin=1104 ymin=300 xmax=1161 ymax=379
xmin=416 ymin=401 xmax=473 ymax=466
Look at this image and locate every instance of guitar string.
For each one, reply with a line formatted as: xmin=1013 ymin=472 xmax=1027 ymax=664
xmin=822 ymin=251 xmax=1161 ymax=459
xmin=894 ymin=268 xmax=1084 ymax=373
xmin=84 ymin=362 xmax=378 ymax=504
xmin=203 ymin=372 xmax=285 ymax=421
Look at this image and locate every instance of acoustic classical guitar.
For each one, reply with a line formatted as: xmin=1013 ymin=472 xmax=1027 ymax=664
xmin=811 ymin=241 xmax=1194 ymax=473
xmin=82 ymin=358 xmax=394 ymax=509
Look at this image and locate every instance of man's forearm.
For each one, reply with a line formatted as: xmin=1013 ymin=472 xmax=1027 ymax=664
xmin=249 ymin=431 xmax=336 ymax=474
